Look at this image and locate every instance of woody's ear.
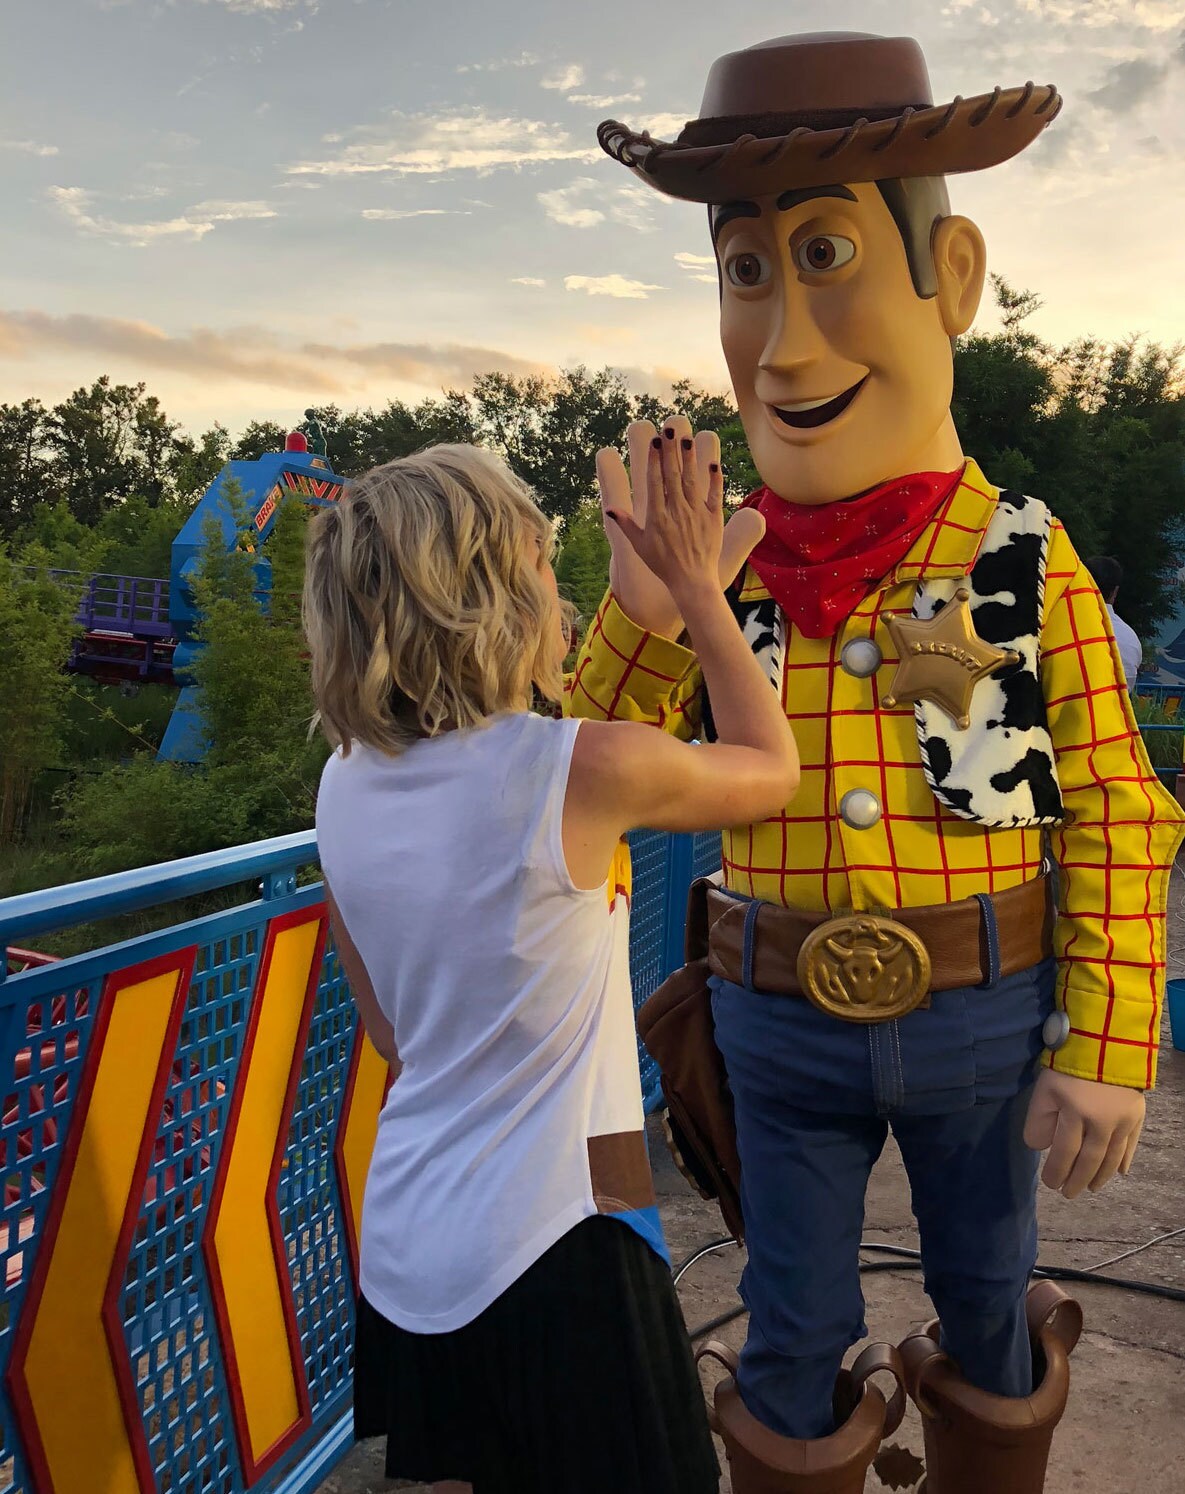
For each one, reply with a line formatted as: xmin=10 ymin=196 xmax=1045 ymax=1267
xmin=931 ymin=215 xmax=986 ymax=337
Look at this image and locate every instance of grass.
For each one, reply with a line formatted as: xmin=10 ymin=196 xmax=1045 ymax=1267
xmin=1131 ymin=697 xmax=1185 ymax=771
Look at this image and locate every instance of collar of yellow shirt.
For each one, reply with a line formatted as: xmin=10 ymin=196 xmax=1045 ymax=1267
xmin=738 ymin=458 xmax=1000 ymax=605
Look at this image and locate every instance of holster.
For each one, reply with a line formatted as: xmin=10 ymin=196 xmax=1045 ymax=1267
xmin=635 ymin=876 xmax=745 ymax=1241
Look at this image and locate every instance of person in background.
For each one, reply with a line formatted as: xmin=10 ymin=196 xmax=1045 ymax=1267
xmin=1087 ymin=555 xmax=1141 ymax=690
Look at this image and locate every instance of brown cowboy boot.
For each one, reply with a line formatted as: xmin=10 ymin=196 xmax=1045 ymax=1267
xmin=899 ymin=1280 xmax=1083 ymax=1494
xmin=696 ymin=1340 xmax=906 ymax=1494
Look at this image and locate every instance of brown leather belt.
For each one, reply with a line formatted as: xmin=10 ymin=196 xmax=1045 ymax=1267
xmin=705 ymin=873 xmax=1054 ymax=1023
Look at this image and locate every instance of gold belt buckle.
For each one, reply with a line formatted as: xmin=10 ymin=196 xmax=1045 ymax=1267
xmin=796 ymin=910 xmax=931 ymax=1023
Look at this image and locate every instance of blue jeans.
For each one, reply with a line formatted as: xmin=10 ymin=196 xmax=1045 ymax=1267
xmin=711 ymin=954 xmax=1055 ymax=1441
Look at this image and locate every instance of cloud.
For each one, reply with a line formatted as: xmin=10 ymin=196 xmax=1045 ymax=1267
xmin=286 ymin=108 xmax=599 ymax=178
xmin=49 ymin=187 xmax=277 ymax=246
xmin=2 ymin=139 xmax=59 ymax=157
xmin=511 ymin=277 xmax=547 ymax=287
xmin=305 ymin=340 xmax=553 ymax=386
xmin=360 ymin=208 xmax=461 ymax=220
xmin=631 ymin=112 xmax=690 ymax=140
xmin=538 ymin=178 xmax=655 ymax=232
xmin=456 ymin=52 xmax=539 ymax=74
xmin=564 ymin=275 xmax=664 ymax=300
xmin=674 ymin=251 xmax=718 ymax=284
xmin=1088 ymin=54 xmax=1178 ymax=112
xmin=197 ymin=1 xmax=313 ymax=12
xmin=567 ymin=93 xmax=643 ymax=108
xmin=1014 ymin=0 xmax=1185 ymax=29
xmin=539 ymin=182 xmax=605 ymax=228
xmin=0 ymin=309 xmax=344 ymax=392
xmin=0 ymin=308 xmax=555 ymax=395
xmin=541 ymin=65 xmax=586 ymax=93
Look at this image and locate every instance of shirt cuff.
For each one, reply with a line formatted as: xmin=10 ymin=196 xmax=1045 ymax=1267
xmin=594 ymin=593 xmax=699 ymax=715
xmin=1045 ymin=979 xmax=1159 ymax=1091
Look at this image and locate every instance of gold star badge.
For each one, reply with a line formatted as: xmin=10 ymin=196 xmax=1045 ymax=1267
xmin=882 ymin=584 xmax=1019 ymax=730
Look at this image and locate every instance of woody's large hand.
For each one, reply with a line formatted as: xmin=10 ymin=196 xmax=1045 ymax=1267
xmin=1023 ymin=1068 xmax=1145 ymax=1199
xmin=595 ymin=414 xmax=765 ymax=639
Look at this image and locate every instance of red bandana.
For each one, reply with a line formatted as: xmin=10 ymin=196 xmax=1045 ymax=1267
xmin=741 ymin=467 xmax=966 ymax=639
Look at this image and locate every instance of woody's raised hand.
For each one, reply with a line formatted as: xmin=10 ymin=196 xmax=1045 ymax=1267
xmin=595 ymin=414 xmax=764 ymax=638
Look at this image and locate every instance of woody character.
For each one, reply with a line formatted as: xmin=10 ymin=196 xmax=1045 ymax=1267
xmin=569 ymin=32 xmax=1185 ymax=1494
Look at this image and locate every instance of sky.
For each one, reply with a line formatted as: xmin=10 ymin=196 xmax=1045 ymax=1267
xmin=2 ymin=0 xmax=1184 ymax=437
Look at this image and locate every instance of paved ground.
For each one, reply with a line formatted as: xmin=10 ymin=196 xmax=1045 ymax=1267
xmin=321 ymin=865 xmax=1185 ymax=1493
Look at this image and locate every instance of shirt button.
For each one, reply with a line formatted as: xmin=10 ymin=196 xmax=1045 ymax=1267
xmin=1042 ymin=1011 xmax=1072 ymax=1052
xmin=839 ymin=788 xmax=882 ymax=830
xmin=841 ymin=638 xmax=883 ymax=679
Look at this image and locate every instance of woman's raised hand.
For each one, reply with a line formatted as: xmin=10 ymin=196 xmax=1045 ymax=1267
xmin=595 ymin=414 xmax=765 ymax=639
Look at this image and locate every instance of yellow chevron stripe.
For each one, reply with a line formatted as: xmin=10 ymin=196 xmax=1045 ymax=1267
xmin=209 ymin=915 xmax=320 ymax=1467
xmin=18 ymin=960 xmax=187 ymax=1494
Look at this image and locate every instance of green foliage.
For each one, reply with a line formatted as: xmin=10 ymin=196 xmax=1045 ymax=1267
xmin=57 ymin=487 xmax=326 ymax=875
xmin=60 ymin=679 xmax=176 ymax=761
xmin=953 ymin=277 xmax=1185 ymax=636
xmin=0 ymin=550 xmax=82 ymax=841
xmin=231 ymin=420 xmax=288 ymax=464
xmin=555 ymin=502 xmax=611 ymax=627
xmin=1130 ymin=697 xmax=1184 ymax=770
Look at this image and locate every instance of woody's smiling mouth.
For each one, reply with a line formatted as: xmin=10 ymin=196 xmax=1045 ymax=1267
xmin=772 ymin=376 xmax=868 ymax=429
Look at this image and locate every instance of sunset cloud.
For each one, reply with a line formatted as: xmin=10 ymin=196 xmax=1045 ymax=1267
xmin=564 ymin=275 xmax=664 ymax=299
xmin=539 ymin=179 xmax=654 ymax=231
xmin=361 ymin=208 xmax=462 ymax=220
xmin=0 ymin=308 xmax=554 ymax=396
xmin=286 ymin=108 xmax=599 ymax=178
xmin=2 ymin=138 xmax=59 ymax=157
xmin=541 ymin=64 xmax=586 ymax=93
xmin=49 ymin=187 xmax=276 ymax=247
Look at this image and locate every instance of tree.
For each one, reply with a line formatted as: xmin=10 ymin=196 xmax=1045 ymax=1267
xmin=47 ymin=377 xmax=155 ymax=526
xmin=231 ymin=419 xmax=288 ymax=463
xmin=953 ymin=278 xmax=1185 ymax=635
xmin=555 ymin=502 xmax=611 ymax=627
xmin=0 ymin=399 xmax=55 ymax=537
xmin=0 ymin=548 xmax=81 ymax=840
xmin=170 ymin=424 xmax=231 ymax=503
xmin=58 ymin=488 xmax=327 ymax=873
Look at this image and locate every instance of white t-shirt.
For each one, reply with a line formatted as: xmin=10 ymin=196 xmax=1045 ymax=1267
xmin=315 ymin=712 xmax=665 ymax=1334
xmin=1107 ymin=605 xmax=1141 ymax=690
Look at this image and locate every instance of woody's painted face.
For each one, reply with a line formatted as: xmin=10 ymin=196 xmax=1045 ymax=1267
xmin=715 ymin=181 xmax=978 ymax=505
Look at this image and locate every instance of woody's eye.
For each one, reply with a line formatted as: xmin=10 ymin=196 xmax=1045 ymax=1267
xmin=725 ymin=251 xmax=771 ymax=288
xmin=796 ymin=234 xmax=856 ymax=273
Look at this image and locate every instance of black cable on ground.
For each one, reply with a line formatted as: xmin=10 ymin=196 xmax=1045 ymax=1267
xmin=678 ymin=1239 xmax=1185 ymax=1342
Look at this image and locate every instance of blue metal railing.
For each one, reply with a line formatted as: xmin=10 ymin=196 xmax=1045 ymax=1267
xmin=0 ymin=826 xmax=716 ymax=1494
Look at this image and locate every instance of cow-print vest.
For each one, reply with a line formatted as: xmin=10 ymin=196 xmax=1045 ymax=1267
xmin=702 ymin=490 xmax=1066 ymax=828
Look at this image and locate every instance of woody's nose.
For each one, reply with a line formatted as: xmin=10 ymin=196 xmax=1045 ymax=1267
xmin=758 ymin=282 xmax=829 ymax=379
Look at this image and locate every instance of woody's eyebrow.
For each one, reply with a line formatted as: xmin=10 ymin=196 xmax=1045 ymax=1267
xmin=776 ymin=184 xmax=858 ymax=212
xmin=711 ymin=200 xmax=760 ymax=245
xmin=712 ymin=184 xmax=859 ymax=246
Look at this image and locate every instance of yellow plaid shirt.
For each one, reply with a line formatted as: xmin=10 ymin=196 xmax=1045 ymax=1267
xmin=568 ymin=460 xmax=1185 ymax=1090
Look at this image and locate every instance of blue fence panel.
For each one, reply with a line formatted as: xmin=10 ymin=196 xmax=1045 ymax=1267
xmin=0 ymin=826 xmax=710 ymax=1494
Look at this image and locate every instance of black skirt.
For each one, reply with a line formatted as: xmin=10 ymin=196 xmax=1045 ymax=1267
xmin=353 ymin=1215 xmax=720 ymax=1494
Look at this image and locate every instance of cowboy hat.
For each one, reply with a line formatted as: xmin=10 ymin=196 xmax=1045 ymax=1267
xmin=598 ymin=32 xmax=1060 ymax=203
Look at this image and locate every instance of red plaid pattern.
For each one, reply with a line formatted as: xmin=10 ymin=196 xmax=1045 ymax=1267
xmin=567 ymin=462 xmax=1185 ymax=1089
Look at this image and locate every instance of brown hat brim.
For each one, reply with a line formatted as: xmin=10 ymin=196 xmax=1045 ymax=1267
xmin=599 ymin=83 xmax=1061 ymax=203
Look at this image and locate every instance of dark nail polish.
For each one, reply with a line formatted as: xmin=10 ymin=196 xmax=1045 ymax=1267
xmin=709 ymin=463 xmax=720 ymax=473
xmin=663 ymin=427 xmax=675 ymax=439
xmin=651 ymin=436 xmax=662 ymax=450
xmin=681 ymin=438 xmax=692 ymax=451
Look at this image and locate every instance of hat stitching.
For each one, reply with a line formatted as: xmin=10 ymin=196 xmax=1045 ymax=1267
xmin=1006 ymin=81 xmax=1036 ymax=119
xmin=970 ymin=87 xmax=1002 ymax=128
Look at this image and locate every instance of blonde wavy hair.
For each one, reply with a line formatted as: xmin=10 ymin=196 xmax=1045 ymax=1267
xmin=303 ymin=444 xmax=569 ymax=755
